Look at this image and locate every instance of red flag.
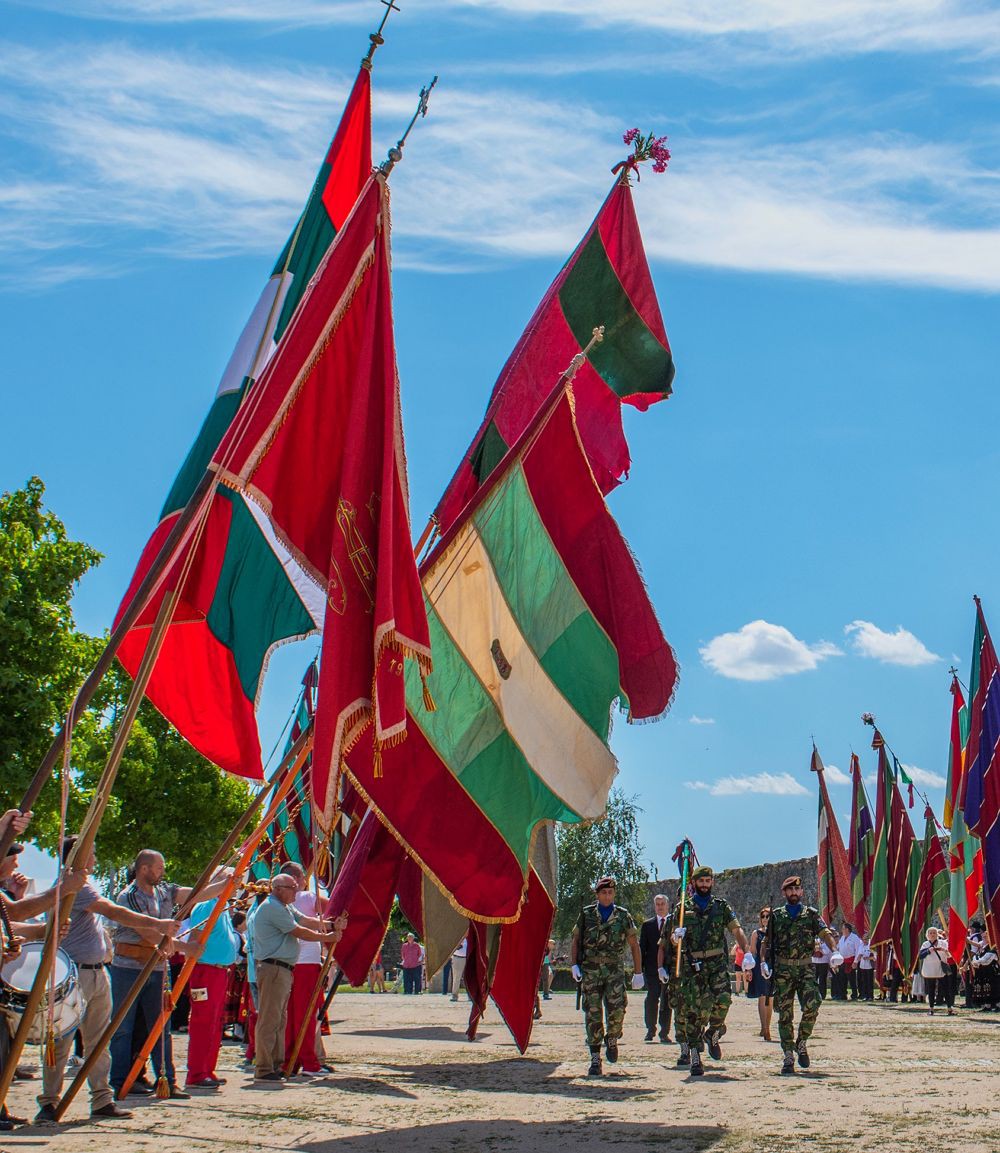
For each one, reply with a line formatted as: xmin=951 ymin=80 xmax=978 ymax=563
xmin=114 ymin=70 xmax=372 ymax=780
xmin=211 ymin=177 xmax=431 ymax=825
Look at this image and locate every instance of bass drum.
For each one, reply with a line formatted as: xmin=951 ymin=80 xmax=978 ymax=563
xmin=0 ymin=941 xmax=83 ymax=1043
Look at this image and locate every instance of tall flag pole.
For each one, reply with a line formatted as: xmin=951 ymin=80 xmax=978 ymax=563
xmin=848 ymin=753 xmax=875 ymax=934
xmin=812 ymin=743 xmax=852 ymax=925
xmin=909 ymin=801 xmax=950 ymax=965
xmin=962 ymin=596 xmax=1000 ymax=945
xmin=946 ymin=669 xmax=984 ymax=963
xmin=112 ymin=30 xmax=380 ymax=779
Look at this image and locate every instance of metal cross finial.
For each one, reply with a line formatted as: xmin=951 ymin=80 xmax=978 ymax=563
xmin=362 ymin=0 xmax=400 ymax=69
xmin=949 ymin=665 xmax=959 ymax=677
xmin=380 ymin=76 xmax=438 ymax=176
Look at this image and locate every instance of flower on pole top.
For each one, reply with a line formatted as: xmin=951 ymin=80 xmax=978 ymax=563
xmin=613 ymin=128 xmax=671 ymax=184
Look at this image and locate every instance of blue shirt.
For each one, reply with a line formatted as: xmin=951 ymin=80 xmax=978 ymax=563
xmin=189 ymin=900 xmax=241 ymax=967
xmin=252 ymin=895 xmax=303 ymax=965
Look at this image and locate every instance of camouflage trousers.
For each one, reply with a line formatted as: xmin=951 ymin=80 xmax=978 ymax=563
xmin=581 ymin=964 xmax=627 ymax=1048
xmin=673 ymin=958 xmax=732 ymax=1046
xmin=774 ymin=964 xmax=822 ymax=1048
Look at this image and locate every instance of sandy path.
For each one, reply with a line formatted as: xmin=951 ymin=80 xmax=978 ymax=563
xmin=4 ymin=989 xmax=999 ymax=1153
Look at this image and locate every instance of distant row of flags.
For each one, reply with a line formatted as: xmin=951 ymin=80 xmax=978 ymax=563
xmin=813 ymin=598 xmax=1000 ymax=969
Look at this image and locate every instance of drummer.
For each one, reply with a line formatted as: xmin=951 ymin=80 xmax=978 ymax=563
xmin=34 ymin=836 xmax=183 ymax=1125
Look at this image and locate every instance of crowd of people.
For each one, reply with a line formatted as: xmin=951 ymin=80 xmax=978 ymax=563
xmin=0 ymin=808 xmax=348 ymax=1132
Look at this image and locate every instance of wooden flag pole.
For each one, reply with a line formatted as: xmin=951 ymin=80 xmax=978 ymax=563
xmin=115 ymin=733 xmax=314 ymax=1100
xmin=0 ymin=586 xmax=181 ymax=1114
xmin=53 ymin=726 xmax=312 ymax=1120
xmin=0 ymin=469 xmax=217 ymax=865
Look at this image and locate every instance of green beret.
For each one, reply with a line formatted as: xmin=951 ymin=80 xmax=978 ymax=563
xmin=690 ymin=865 xmax=714 ymax=881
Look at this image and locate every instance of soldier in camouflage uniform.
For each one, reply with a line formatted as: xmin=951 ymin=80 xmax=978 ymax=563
xmin=571 ymin=877 xmax=644 ymax=1076
xmin=656 ymin=865 xmax=752 ymax=1076
xmin=759 ymin=875 xmax=839 ymax=1074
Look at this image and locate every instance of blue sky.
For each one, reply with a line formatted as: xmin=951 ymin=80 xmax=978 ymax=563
xmin=3 ymin=0 xmax=999 ymax=882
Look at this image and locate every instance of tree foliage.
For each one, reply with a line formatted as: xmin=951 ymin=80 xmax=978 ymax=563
xmin=554 ymin=788 xmax=651 ymax=939
xmin=1 ymin=477 xmax=254 ymax=885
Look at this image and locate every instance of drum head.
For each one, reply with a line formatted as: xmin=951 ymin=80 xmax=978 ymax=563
xmin=2 ymin=942 xmax=73 ymax=991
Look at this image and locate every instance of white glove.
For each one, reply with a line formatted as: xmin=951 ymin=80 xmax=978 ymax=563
xmin=672 ymin=926 xmax=686 ymax=942
xmin=657 ymin=966 xmax=669 ymax=984
xmin=830 ymin=951 xmax=844 ymax=969
xmin=742 ymin=953 xmax=756 ymax=971
xmin=760 ymin=961 xmax=771 ymax=980
xmin=571 ymin=964 xmax=582 ymax=983
xmin=631 ymin=972 xmax=645 ymax=990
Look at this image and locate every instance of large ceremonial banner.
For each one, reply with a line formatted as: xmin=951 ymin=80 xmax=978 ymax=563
xmin=963 ymin=599 xmax=1000 ymax=944
xmin=870 ymin=734 xmax=920 ymax=971
xmin=849 ymin=753 xmax=875 ymax=934
xmin=813 ymin=745 xmax=852 ymax=925
xmin=346 ymin=390 xmax=674 ymax=922
xmin=211 ymin=177 xmax=431 ymax=825
xmin=435 ymin=180 xmax=675 ymax=531
xmin=909 ymin=805 xmax=949 ymax=965
xmin=946 ymin=674 xmax=984 ymax=963
xmin=114 ymin=69 xmax=373 ymax=778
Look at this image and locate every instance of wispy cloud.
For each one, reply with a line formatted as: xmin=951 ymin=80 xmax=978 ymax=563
xmin=2 ymin=40 xmax=999 ymax=292
xmin=845 ymin=620 xmax=941 ymax=666
xmin=689 ymin=714 xmax=716 ymax=725
xmin=700 ymin=620 xmax=842 ymax=681
xmin=29 ymin=0 xmax=1000 ymax=64
xmin=685 ymin=772 xmax=809 ymax=796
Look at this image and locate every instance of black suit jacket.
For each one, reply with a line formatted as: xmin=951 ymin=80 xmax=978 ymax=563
xmin=640 ymin=916 xmax=667 ymax=977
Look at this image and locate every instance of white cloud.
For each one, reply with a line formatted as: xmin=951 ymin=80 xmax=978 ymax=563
xmin=845 ymin=620 xmax=941 ymax=666
xmin=700 ymin=620 xmax=842 ymax=681
xmin=822 ymin=763 xmax=853 ymax=785
xmin=901 ymin=763 xmax=947 ymax=788
xmin=689 ymin=715 xmax=716 ymax=725
xmin=685 ymin=772 xmax=810 ymax=797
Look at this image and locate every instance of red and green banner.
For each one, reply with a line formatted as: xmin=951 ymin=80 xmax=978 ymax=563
xmin=870 ymin=735 xmax=920 ymax=971
xmin=848 ymin=753 xmax=875 ymax=934
xmin=211 ymin=177 xmax=432 ymax=828
xmin=114 ymin=69 xmax=372 ymax=779
xmin=346 ymin=390 xmax=673 ymax=922
xmin=813 ymin=744 xmax=853 ymax=925
xmin=434 ymin=179 xmax=675 ymax=535
xmin=946 ymin=674 xmax=984 ymax=964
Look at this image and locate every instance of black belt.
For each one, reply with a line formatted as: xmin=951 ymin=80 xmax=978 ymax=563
xmin=78 ymin=962 xmax=107 ymax=970
xmin=259 ymin=958 xmax=295 ymax=973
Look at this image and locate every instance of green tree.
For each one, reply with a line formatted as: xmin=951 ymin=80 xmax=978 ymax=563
xmin=1 ymin=477 xmax=254 ymax=884
xmin=554 ymin=788 xmax=651 ymax=939
xmin=0 ymin=476 xmax=102 ymax=791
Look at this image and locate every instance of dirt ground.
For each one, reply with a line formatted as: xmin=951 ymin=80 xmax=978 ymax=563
xmin=4 ymin=988 xmax=1000 ymax=1153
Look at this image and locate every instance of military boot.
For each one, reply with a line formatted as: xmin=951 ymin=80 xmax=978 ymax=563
xmin=689 ymin=1048 xmax=704 ymax=1077
xmin=588 ymin=1048 xmax=603 ymax=1077
xmin=781 ymin=1050 xmax=795 ymax=1075
xmin=796 ymin=1039 xmax=810 ymax=1068
xmin=605 ymin=1039 xmax=619 ymax=1064
xmin=676 ymin=1042 xmax=690 ymax=1067
xmin=705 ymin=1027 xmax=723 ymax=1060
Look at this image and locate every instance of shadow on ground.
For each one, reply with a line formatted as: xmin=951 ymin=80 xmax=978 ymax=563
xmin=374 ymin=1057 xmax=657 ymax=1101
xmin=298 ymin=1119 xmax=727 ymax=1153
xmin=346 ymin=1026 xmax=482 ymax=1043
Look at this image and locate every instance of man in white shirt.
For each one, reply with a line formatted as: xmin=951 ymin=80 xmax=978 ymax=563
xmin=836 ymin=922 xmax=863 ymax=1001
xmin=640 ymin=894 xmax=672 ymax=1042
xmin=811 ymin=938 xmax=833 ymax=1000
xmin=282 ymin=863 xmax=330 ymax=1076
xmin=856 ymin=936 xmax=875 ymax=1001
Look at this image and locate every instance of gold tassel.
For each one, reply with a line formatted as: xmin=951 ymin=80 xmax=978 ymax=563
xmin=373 ymin=741 xmax=383 ymax=779
xmin=45 ymin=1025 xmax=56 ymax=1068
xmin=154 ymin=1072 xmax=171 ymax=1099
xmin=421 ymin=674 xmax=436 ymax=713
